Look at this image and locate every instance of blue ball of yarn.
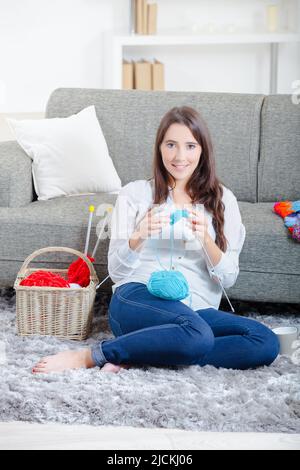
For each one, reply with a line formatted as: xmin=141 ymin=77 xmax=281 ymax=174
xmin=292 ymin=201 xmax=300 ymax=212
xmin=147 ymin=270 xmax=189 ymax=300
xmin=284 ymin=211 xmax=300 ymax=227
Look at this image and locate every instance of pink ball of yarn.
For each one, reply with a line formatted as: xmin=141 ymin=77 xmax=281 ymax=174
xmin=291 ymin=223 xmax=300 ymax=242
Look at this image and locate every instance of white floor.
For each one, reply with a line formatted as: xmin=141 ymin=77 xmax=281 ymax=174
xmin=0 ymin=422 xmax=299 ymax=450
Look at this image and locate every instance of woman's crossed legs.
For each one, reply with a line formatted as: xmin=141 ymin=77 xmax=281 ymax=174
xmin=33 ymin=282 xmax=279 ymax=373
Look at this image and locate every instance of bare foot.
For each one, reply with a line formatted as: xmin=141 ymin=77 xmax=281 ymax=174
xmin=32 ymin=348 xmax=95 ymax=374
xmin=100 ymin=362 xmax=131 ymax=374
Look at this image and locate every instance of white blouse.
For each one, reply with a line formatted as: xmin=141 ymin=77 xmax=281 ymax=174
xmin=107 ymin=179 xmax=246 ymax=311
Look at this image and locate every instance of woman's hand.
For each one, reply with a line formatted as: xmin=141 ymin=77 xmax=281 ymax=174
xmin=137 ymin=206 xmax=170 ymax=239
xmin=187 ymin=207 xmax=209 ymax=244
xmin=129 ymin=207 xmax=170 ymax=250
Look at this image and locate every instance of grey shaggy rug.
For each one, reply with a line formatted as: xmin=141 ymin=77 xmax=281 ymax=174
xmin=0 ymin=287 xmax=300 ymax=434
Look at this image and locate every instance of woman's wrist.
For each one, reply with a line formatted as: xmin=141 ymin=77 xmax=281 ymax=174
xmin=129 ymin=230 xmax=144 ymax=251
xmin=203 ymin=231 xmax=210 ymax=246
xmin=202 ymin=231 xmax=223 ymax=266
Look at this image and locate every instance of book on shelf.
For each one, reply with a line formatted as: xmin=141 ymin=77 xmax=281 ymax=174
xmin=126 ymin=59 xmax=164 ymax=90
xmin=152 ymin=59 xmax=164 ymax=90
xmin=122 ymin=60 xmax=134 ymax=89
xmin=147 ymin=3 xmax=157 ymax=35
xmin=134 ymin=0 xmax=157 ymax=35
xmin=135 ymin=0 xmax=143 ymax=34
xmin=143 ymin=0 xmax=148 ymax=34
xmin=134 ymin=59 xmax=152 ymax=90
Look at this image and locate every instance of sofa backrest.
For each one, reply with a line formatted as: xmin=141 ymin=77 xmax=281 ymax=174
xmin=46 ymin=88 xmax=265 ymax=203
xmin=0 ymin=141 xmax=33 ymax=207
xmin=258 ymin=95 xmax=300 ymax=202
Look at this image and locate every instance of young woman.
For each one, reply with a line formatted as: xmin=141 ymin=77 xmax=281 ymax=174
xmin=32 ymin=106 xmax=279 ymax=374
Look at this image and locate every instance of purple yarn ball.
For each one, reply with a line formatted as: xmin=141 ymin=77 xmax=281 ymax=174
xmin=291 ymin=223 xmax=300 ymax=242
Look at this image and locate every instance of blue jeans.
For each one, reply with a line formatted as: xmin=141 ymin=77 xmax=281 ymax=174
xmin=91 ymin=282 xmax=280 ymax=370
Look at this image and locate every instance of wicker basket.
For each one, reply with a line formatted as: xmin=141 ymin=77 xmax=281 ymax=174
xmin=14 ymin=247 xmax=99 ymax=341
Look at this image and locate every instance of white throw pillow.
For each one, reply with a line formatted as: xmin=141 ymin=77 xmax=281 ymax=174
xmin=7 ymin=105 xmax=122 ymax=200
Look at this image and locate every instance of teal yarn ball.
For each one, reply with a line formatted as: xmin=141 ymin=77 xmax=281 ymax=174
xmin=147 ymin=270 xmax=189 ymax=300
xmin=292 ymin=201 xmax=300 ymax=212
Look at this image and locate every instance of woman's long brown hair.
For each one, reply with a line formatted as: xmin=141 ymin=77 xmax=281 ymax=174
xmin=151 ymin=106 xmax=228 ymax=252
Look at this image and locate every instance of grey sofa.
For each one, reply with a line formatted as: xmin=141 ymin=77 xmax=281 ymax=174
xmin=0 ymin=88 xmax=299 ymax=304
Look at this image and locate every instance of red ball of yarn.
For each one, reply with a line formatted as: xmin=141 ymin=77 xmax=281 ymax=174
xmin=67 ymin=255 xmax=95 ymax=287
xmin=273 ymin=201 xmax=293 ymax=218
xmin=20 ymin=270 xmax=70 ymax=288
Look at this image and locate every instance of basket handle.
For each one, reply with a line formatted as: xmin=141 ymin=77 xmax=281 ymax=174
xmin=17 ymin=246 xmax=98 ymax=280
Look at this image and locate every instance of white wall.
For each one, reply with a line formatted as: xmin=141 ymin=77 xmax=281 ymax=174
xmin=0 ymin=0 xmax=299 ymax=112
xmin=0 ymin=0 xmax=128 ymax=112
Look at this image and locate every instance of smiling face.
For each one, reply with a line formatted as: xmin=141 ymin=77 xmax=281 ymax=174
xmin=160 ymin=123 xmax=202 ymax=189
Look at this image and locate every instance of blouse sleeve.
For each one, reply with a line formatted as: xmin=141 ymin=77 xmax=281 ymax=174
xmin=107 ymin=182 xmax=143 ymax=283
xmin=204 ymin=193 xmax=246 ymax=289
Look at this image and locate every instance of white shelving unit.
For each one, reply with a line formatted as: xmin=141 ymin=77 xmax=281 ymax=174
xmin=103 ymin=31 xmax=300 ymax=93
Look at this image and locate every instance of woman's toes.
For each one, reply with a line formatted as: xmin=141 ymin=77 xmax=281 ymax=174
xmin=32 ymin=366 xmax=46 ymax=374
xmin=100 ymin=362 xmax=122 ymax=373
xmin=100 ymin=363 xmax=131 ymax=373
xmin=36 ymin=360 xmax=46 ymax=367
xmin=32 ymin=359 xmax=48 ymax=373
xmin=39 ymin=357 xmax=49 ymax=364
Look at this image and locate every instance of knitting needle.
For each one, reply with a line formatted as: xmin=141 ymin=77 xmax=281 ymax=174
xmin=91 ymin=207 xmax=113 ymax=259
xmin=84 ymin=205 xmax=95 ymax=256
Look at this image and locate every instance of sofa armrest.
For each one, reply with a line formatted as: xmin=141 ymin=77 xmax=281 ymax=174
xmin=0 ymin=140 xmax=33 ymax=207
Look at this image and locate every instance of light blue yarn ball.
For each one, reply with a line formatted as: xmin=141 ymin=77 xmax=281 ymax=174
xmin=147 ymin=270 xmax=189 ymax=300
xmin=292 ymin=201 xmax=300 ymax=212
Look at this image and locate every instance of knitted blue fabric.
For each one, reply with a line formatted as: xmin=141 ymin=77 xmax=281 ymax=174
xmin=170 ymin=208 xmax=189 ymax=225
xmin=147 ymin=209 xmax=191 ymax=304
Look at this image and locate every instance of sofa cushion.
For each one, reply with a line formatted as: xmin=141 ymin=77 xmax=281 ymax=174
xmin=45 ymin=88 xmax=264 ymax=203
xmin=238 ymin=201 xmax=299 ymax=276
xmin=0 ymin=193 xmax=118 ymax=267
xmin=258 ymin=95 xmax=300 ymax=202
xmin=1 ymin=196 xmax=298 ymax=281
